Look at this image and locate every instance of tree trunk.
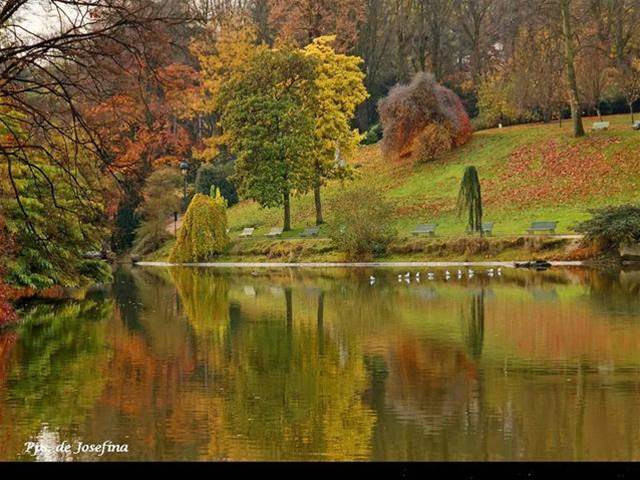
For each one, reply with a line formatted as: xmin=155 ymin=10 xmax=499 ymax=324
xmin=313 ymin=182 xmax=323 ymax=226
xmin=631 ymin=103 xmax=635 ymax=124
xmin=597 ymin=107 xmax=602 ymax=121
xmin=560 ymin=0 xmax=585 ymax=138
xmin=283 ymin=189 xmax=291 ymax=231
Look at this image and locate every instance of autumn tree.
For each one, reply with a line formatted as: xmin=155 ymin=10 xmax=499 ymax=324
xmin=577 ymin=45 xmax=613 ymax=120
xmin=558 ymin=0 xmax=586 ymax=137
xmin=190 ymin=17 xmax=264 ymax=162
xmin=218 ymin=46 xmax=317 ymax=231
xmin=133 ymin=168 xmax=183 ymax=256
xmin=303 ymin=36 xmax=368 ymax=225
xmin=379 ymin=72 xmax=472 ymax=163
xmin=0 ymin=1 xmax=193 ymax=257
xmin=268 ymin=0 xmax=366 ymax=51
xmin=617 ymin=58 xmax=640 ymax=123
xmin=512 ymin=25 xmax=566 ymax=123
xmin=476 ymin=67 xmax=520 ymax=126
xmin=452 ymin=0 xmax=499 ymax=87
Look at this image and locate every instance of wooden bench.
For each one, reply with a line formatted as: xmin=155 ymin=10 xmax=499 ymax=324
xmin=239 ymin=227 xmax=255 ymax=238
xmin=591 ymin=121 xmax=610 ymax=131
xmin=265 ymin=227 xmax=283 ymax=238
xmin=412 ymin=223 xmax=438 ymax=236
xmin=467 ymin=222 xmax=495 ymax=236
xmin=527 ymin=221 xmax=558 ymax=234
xmin=301 ymin=226 xmax=320 ymax=237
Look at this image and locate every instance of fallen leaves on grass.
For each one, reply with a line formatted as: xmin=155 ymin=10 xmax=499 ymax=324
xmin=486 ymin=137 xmax=623 ymax=207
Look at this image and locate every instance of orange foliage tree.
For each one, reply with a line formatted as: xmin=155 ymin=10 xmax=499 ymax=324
xmin=378 ymin=72 xmax=472 ymax=164
xmin=268 ymin=0 xmax=365 ymax=50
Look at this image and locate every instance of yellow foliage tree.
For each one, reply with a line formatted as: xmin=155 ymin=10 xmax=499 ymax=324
xmin=169 ymin=193 xmax=230 ymax=263
xmin=303 ymin=36 xmax=368 ymax=225
xmin=191 ymin=18 xmax=265 ymax=162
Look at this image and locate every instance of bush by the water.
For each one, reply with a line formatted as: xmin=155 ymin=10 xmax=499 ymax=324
xmin=169 ymin=193 xmax=230 ymax=263
xmin=327 ymin=186 xmax=396 ymax=259
xmin=378 ymin=72 xmax=472 ymax=163
xmin=574 ymin=205 xmax=640 ymax=250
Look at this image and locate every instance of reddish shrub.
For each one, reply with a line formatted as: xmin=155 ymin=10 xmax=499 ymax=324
xmin=0 ymin=216 xmax=16 ymax=326
xmin=0 ymin=283 xmax=15 ymax=327
xmin=378 ymin=72 xmax=472 ymax=163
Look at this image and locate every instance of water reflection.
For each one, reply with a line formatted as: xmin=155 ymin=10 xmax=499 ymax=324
xmin=1 ymin=266 xmax=640 ymax=460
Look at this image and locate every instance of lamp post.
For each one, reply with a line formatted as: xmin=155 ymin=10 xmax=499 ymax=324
xmin=179 ymin=160 xmax=190 ymax=212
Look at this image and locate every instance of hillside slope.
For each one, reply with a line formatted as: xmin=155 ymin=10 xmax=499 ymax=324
xmin=227 ymin=114 xmax=640 ymax=238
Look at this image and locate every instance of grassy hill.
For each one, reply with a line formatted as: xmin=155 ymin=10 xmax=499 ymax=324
xmin=149 ymin=114 xmax=640 ymax=263
xmin=228 ymin=114 xmax=640 ymax=238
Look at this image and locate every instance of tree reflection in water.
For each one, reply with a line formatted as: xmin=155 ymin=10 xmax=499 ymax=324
xmin=1 ymin=267 xmax=640 ymax=460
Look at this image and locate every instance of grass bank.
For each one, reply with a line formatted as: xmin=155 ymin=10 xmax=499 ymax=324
xmin=146 ymin=234 xmax=590 ymax=264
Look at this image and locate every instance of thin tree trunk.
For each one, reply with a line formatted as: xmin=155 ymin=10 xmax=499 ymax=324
xmin=313 ymin=181 xmax=323 ymax=226
xmin=631 ymin=103 xmax=635 ymax=124
xmin=560 ymin=0 xmax=585 ymax=138
xmin=283 ymin=189 xmax=291 ymax=231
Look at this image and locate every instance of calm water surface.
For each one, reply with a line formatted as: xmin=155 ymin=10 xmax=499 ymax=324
xmin=2 ymin=266 xmax=640 ymax=461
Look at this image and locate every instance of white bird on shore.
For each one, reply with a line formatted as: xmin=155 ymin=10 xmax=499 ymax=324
xmin=369 ymin=275 xmax=376 ymax=282
xmin=404 ymin=272 xmax=411 ymax=278
xmin=497 ymin=268 xmax=502 ymax=276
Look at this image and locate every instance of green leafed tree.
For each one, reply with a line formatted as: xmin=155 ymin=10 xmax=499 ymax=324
xmin=218 ymin=46 xmax=318 ymax=231
xmin=169 ymin=193 xmax=230 ymax=263
xmin=0 ymin=109 xmax=110 ymax=289
xmin=457 ymin=166 xmax=484 ymax=235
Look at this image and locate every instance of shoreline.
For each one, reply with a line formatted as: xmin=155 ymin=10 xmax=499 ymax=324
xmin=135 ymin=260 xmax=586 ymax=269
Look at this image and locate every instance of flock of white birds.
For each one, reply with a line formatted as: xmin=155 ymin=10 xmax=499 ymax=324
xmin=368 ymin=268 xmax=503 ymax=285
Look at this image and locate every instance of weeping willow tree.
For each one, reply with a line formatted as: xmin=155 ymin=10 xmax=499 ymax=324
xmin=457 ymin=166 xmax=483 ymax=235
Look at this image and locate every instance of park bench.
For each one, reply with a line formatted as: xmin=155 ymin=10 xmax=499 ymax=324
xmin=265 ymin=227 xmax=283 ymax=238
xmin=412 ymin=223 xmax=438 ymax=236
xmin=239 ymin=227 xmax=255 ymax=238
xmin=467 ymin=222 xmax=495 ymax=236
xmin=633 ymin=121 xmax=640 ymax=131
xmin=591 ymin=121 xmax=610 ymax=131
xmin=301 ymin=226 xmax=320 ymax=237
xmin=527 ymin=221 xmax=558 ymax=235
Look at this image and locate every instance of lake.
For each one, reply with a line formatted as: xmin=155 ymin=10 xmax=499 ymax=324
xmin=1 ymin=265 xmax=640 ymax=461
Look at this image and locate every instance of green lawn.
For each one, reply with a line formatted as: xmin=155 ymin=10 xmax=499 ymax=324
xmin=227 ymin=114 xmax=640 ymax=239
